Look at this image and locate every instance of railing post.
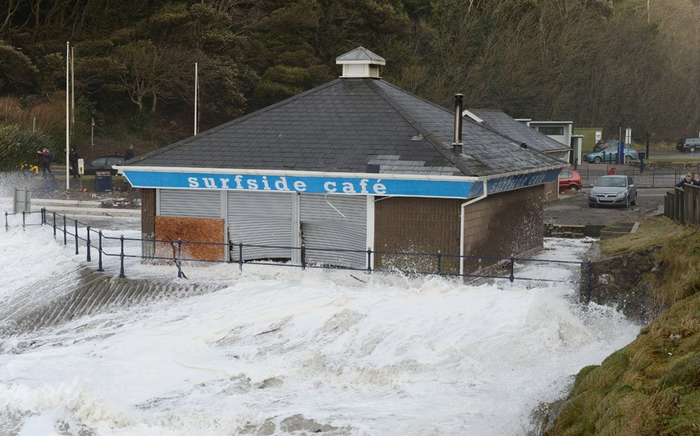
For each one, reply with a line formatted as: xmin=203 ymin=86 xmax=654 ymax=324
xmin=22 ymin=211 xmax=26 ymax=228
xmin=41 ymin=208 xmax=46 ymax=225
xmin=63 ymin=215 xmax=67 ymax=245
xmin=238 ymin=242 xmax=243 ymax=272
xmin=86 ymin=225 xmax=91 ymax=262
xmin=177 ymin=239 xmax=183 ymax=278
xmin=97 ymin=231 xmax=104 ymax=271
xmin=301 ymin=243 xmax=306 ymax=270
xmin=4 ymin=212 xmax=7 ymax=231
xmin=74 ymin=220 xmax=79 ymax=255
xmin=509 ymin=256 xmax=515 ymax=282
xmin=437 ymin=251 xmax=442 ymax=275
xmin=586 ymin=261 xmax=592 ymax=304
xmin=53 ymin=211 xmax=56 ymax=237
xmin=367 ymin=248 xmax=372 ymax=274
xmin=119 ymin=235 xmax=125 ymax=278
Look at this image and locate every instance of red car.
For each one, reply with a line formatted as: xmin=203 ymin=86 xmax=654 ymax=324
xmin=558 ymin=169 xmax=582 ymax=192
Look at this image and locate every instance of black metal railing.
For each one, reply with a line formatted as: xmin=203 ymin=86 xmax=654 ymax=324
xmin=4 ymin=208 xmax=594 ymax=302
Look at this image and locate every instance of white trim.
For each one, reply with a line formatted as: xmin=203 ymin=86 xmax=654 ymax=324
xmin=115 ymin=165 xmax=566 ymax=183
xmin=462 ymin=110 xmax=483 ymax=124
xmin=221 ymin=191 xmax=229 ymax=262
xmin=366 ymin=195 xmax=375 ymax=270
xmin=115 ymin=165 xmax=481 ymax=182
xmin=291 ymin=193 xmax=301 ymax=264
xmin=459 ymin=184 xmax=489 ymax=276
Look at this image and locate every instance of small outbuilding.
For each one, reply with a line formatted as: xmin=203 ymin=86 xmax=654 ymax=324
xmin=117 ymin=47 xmax=567 ymax=275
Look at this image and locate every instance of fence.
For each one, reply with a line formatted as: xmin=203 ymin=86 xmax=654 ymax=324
xmin=576 ymin=164 xmax=690 ymax=189
xmin=4 ymin=208 xmax=596 ymax=303
xmin=664 ymin=185 xmax=700 ymax=226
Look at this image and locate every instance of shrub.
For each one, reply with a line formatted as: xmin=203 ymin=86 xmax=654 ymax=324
xmin=0 ymin=124 xmax=55 ymax=170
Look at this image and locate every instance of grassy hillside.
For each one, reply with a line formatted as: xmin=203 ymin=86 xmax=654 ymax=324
xmin=544 ymin=217 xmax=700 ymax=435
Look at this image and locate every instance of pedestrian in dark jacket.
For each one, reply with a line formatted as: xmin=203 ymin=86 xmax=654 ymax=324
xmin=124 ymin=144 xmax=135 ymax=160
xmin=38 ymin=148 xmax=52 ymax=176
xmin=676 ymin=173 xmax=693 ymax=188
xmin=69 ymin=148 xmax=80 ymax=178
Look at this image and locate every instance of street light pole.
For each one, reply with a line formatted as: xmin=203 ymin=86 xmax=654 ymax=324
xmin=65 ymin=41 xmax=70 ymax=191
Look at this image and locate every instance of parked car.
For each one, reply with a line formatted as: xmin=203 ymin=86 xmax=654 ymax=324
xmin=593 ymin=140 xmax=621 ymax=152
xmin=82 ymin=155 xmax=125 ymax=175
xmin=588 ymin=175 xmax=637 ymax=208
xmin=558 ymin=169 xmax=582 ymax=192
xmin=676 ymin=138 xmax=700 ymax=153
xmin=583 ymin=147 xmax=638 ymax=164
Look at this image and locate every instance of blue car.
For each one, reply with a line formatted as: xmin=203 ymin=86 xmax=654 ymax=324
xmin=584 ymin=147 xmax=638 ymax=164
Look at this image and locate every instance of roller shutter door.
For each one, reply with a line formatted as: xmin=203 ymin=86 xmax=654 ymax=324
xmin=228 ymin=191 xmax=293 ymax=261
xmin=159 ymin=189 xmax=221 ymax=218
xmin=300 ymin=194 xmax=366 ymax=268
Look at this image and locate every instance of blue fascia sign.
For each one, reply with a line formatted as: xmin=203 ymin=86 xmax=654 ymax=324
xmin=121 ymin=170 xmax=479 ymax=199
xmin=479 ymin=169 xmax=561 ymax=196
xmin=121 ymin=168 xmax=560 ymax=199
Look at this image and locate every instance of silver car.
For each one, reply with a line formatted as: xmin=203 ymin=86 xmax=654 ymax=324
xmin=588 ymin=175 xmax=637 ymax=208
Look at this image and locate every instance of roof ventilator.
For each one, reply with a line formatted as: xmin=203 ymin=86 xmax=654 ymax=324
xmin=452 ymin=93 xmax=464 ymax=154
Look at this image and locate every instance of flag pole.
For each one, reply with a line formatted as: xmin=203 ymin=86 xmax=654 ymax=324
xmin=194 ymin=62 xmax=198 ymax=136
xmin=65 ymin=41 xmax=70 ymax=191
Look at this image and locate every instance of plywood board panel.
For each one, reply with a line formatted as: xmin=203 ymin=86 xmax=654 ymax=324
xmin=155 ymin=216 xmax=225 ymax=262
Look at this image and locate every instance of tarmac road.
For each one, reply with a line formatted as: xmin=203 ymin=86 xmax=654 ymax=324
xmin=544 ymin=187 xmax=668 ymax=227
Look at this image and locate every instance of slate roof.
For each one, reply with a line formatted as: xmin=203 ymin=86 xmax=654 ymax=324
xmin=466 ymin=109 xmax=571 ymax=154
xmin=126 ymin=78 xmax=566 ymax=178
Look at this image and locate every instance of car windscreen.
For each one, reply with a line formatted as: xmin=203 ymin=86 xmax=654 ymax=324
xmin=596 ymin=177 xmax=626 ymax=187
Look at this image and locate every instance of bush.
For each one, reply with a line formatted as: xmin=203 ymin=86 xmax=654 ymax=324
xmin=0 ymin=124 xmax=55 ymax=170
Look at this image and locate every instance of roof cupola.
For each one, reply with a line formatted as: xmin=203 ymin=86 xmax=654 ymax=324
xmin=336 ymin=46 xmax=385 ymax=79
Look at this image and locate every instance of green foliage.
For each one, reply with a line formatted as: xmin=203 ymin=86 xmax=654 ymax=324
xmin=546 ymin=227 xmax=700 ymax=436
xmin=1 ymin=0 xmax=699 ymax=147
xmin=0 ymin=125 xmax=54 ymax=170
xmin=0 ymin=40 xmax=40 ymax=95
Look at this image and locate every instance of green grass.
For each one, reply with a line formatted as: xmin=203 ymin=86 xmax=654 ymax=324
xmin=545 ymin=220 xmax=700 ymax=435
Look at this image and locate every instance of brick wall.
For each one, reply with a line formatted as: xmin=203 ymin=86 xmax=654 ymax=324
xmin=374 ymin=197 xmax=461 ymax=274
xmin=462 ymin=185 xmax=544 ymax=272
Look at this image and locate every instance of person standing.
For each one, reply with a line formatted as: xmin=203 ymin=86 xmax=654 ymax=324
xmin=124 ymin=144 xmax=135 ymax=160
xmin=676 ymin=173 xmax=693 ymax=189
xmin=69 ymin=148 xmax=80 ymax=178
xmin=607 ymin=167 xmax=616 ymax=175
xmin=38 ymin=148 xmax=52 ymax=176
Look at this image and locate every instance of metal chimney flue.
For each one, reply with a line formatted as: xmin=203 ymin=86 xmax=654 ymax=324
xmin=453 ymin=93 xmax=464 ymax=154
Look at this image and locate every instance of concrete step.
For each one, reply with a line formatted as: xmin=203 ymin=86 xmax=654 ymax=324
xmin=600 ymin=221 xmax=639 ymax=239
xmin=40 ymin=205 xmax=140 ymax=218
xmin=2 ymin=196 xmax=140 ymax=219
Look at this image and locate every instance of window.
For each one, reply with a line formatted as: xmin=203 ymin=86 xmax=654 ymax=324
xmin=538 ymin=126 xmax=564 ymax=135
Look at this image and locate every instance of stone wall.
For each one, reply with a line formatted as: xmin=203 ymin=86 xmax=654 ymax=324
xmin=579 ymin=244 xmax=664 ymax=323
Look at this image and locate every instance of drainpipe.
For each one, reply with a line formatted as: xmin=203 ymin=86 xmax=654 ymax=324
xmin=460 ymin=182 xmax=488 ymax=276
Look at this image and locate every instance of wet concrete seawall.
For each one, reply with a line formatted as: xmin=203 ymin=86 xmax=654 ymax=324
xmin=0 ymin=266 xmax=225 ymax=334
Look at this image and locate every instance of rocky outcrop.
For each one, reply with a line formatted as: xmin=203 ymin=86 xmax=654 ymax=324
xmin=579 ymin=244 xmax=664 ymax=323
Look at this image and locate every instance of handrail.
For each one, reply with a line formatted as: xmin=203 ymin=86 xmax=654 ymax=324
xmin=3 ymin=208 xmax=592 ymax=300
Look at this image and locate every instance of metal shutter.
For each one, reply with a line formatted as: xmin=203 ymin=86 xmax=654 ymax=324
xmin=228 ymin=191 xmax=293 ymax=261
xmin=300 ymin=194 xmax=367 ymax=268
xmin=159 ymin=189 xmax=221 ymax=218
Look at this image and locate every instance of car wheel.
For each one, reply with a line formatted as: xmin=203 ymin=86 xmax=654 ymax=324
xmin=625 ymin=155 xmax=632 ymax=164
xmin=593 ymin=157 xmax=602 ymax=164
xmin=589 ymin=203 xmax=595 ymax=208
xmin=625 ymin=195 xmax=630 ymax=208
xmin=568 ymin=185 xmax=579 ymax=192
xmin=691 ymin=147 xmax=696 ymax=153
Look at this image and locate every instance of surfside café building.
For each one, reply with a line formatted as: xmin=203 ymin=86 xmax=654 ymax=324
xmin=116 ymin=47 xmax=567 ymax=275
